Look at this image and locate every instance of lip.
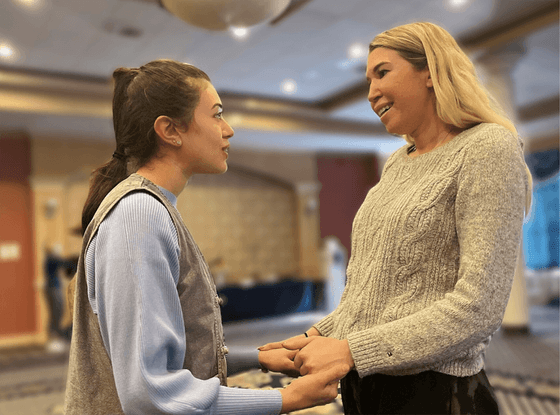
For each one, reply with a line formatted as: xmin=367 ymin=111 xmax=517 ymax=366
xmin=222 ymin=146 xmax=230 ymax=156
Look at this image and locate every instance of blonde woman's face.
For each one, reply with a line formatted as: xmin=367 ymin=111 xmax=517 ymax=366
xmin=366 ymin=47 xmax=434 ymax=137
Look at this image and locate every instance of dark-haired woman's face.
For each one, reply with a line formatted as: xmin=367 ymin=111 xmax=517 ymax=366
xmin=366 ymin=47 xmax=433 ymax=137
xmin=180 ymin=81 xmax=234 ymax=176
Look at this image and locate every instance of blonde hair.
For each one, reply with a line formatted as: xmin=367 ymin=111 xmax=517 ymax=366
xmin=370 ymin=22 xmax=532 ymax=215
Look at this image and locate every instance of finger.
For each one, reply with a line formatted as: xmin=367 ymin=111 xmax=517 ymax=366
xmin=309 ymin=363 xmax=349 ymax=387
xmin=257 ymin=341 xmax=283 ymax=351
xmin=322 ymin=363 xmax=351 ymax=385
xmin=283 ymin=336 xmax=314 ymax=350
xmin=293 ymin=352 xmax=303 ymax=370
xmin=287 ymin=349 xmax=297 ymax=361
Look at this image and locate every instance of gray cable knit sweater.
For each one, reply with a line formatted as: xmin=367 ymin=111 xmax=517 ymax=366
xmin=314 ymin=123 xmax=529 ymax=378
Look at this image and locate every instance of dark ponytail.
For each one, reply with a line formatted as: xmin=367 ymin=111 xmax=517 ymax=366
xmin=81 ymin=60 xmax=211 ymax=233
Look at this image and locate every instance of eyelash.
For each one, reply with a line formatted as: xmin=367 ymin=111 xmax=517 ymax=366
xmin=378 ymin=69 xmax=388 ymax=78
xmin=215 ymin=111 xmax=223 ymax=119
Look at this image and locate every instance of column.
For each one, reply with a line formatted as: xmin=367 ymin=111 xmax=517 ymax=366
xmin=295 ymin=181 xmax=322 ymax=280
xmin=476 ymin=42 xmax=530 ymax=334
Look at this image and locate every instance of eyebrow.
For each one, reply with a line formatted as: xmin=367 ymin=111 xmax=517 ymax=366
xmin=212 ymin=103 xmax=223 ymax=110
xmin=372 ymin=61 xmax=388 ymax=74
xmin=366 ymin=61 xmax=389 ymax=82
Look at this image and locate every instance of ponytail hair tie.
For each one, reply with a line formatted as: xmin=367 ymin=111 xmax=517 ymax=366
xmin=112 ymin=151 xmax=126 ymax=161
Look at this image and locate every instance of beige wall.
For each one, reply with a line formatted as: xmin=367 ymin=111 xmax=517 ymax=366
xmin=26 ymin=135 xmax=322 ymax=346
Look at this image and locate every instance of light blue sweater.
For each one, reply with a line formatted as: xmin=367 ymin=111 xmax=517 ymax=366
xmin=85 ymin=186 xmax=282 ymax=415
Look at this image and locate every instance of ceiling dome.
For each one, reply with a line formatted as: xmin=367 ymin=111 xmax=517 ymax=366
xmin=160 ymin=0 xmax=292 ymax=31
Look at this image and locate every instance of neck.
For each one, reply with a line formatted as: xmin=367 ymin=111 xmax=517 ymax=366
xmin=136 ymin=157 xmax=190 ymax=197
xmin=411 ymin=123 xmax=458 ymax=155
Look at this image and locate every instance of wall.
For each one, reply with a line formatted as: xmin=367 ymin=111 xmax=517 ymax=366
xmin=6 ymin=136 xmax=322 ymax=348
xmin=179 ymin=169 xmax=299 ymax=285
xmin=317 ymin=154 xmax=380 ymax=257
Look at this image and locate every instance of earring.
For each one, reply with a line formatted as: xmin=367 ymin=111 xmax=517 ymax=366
xmin=176 ymin=140 xmax=182 ymax=146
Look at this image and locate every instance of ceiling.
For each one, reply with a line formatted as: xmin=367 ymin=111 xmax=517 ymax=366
xmin=0 ymin=0 xmax=558 ymax=156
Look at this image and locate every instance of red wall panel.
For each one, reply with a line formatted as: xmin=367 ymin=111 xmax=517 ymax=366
xmin=0 ymin=132 xmax=36 ymax=336
xmin=317 ymin=155 xmax=379 ymax=257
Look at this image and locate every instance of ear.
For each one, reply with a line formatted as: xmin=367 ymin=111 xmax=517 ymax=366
xmin=153 ymin=116 xmax=183 ymax=146
xmin=425 ymin=70 xmax=433 ymax=88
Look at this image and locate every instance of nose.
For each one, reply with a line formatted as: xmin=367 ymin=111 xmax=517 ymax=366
xmin=223 ymin=119 xmax=234 ymax=139
xmin=368 ymin=81 xmax=381 ymax=105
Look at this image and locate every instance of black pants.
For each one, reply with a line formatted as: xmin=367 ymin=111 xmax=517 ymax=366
xmin=341 ymin=369 xmax=499 ymax=415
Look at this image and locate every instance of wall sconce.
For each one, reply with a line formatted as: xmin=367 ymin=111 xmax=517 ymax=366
xmin=160 ymin=0 xmax=291 ymax=31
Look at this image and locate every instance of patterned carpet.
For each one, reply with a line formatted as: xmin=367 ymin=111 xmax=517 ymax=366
xmin=0 ymin=307 xmax=558 ymax=415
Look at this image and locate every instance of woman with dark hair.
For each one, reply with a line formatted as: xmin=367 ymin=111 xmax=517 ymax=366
xmin=259 ymin=22 xmax=532 ymax=414
xmin=64 ymin=59 xmax=345 ymax=415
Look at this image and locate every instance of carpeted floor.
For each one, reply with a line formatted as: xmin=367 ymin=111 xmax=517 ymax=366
xmin=0 ymin=305 xmax=558 ymax=415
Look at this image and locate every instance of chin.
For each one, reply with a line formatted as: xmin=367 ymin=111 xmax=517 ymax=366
xmin=384 ymin=123 xmax=407 ymax=137
xmin=213 ymin=163 xmax=228 ymax=175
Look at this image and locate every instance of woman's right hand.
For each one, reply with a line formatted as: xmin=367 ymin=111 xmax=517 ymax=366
xmin=279 ymin=363 xmax=348 ymax=414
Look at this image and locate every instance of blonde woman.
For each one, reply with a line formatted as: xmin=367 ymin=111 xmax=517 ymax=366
xmin=259 ymin=22 xmax=532 ymax=414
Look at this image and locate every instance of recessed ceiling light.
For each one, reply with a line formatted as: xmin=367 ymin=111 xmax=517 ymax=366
xmin=230 ymin=26 xmax=249 ymax=40
xmin=0 ymin=46 xmax=13 ymax=58
xmin=0 ymin=41 xmax=18 ymax=62
xmin=446 ymin=0 xmax=471 ymax=11
xmin=12 ymin=0 xmax=46 ymax=12
xmin=281 ymin=79 xmax=297 ymax=95
xmin=348 ymin=43 xmax=368 ymax=60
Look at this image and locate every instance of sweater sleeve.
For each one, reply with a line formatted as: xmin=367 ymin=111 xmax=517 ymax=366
xmin=86 ymin=191 xmax=282 ymax=415
xmin=346 ymin=127 xmax=528 ymax=377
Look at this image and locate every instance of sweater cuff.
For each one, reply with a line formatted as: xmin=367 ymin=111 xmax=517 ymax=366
xmin=313 ymin=315 xmax=334 ymax=337
xmin=216 ymin=386 xmax=282 ymax=415
xmin=347 ymin=329 xmax=393 ymax=377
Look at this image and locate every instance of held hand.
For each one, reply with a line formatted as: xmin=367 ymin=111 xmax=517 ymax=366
xmin=258 ymin=327 xmax=321 ymax=351
xmin=283 ymin=336 xmax=355 ymax=376
xmin=280 ymin=363 xmax=348 ymax=414
xmin=258 ymin=348 xmax=300 ymax=377
xmin=258 ymin=333 xmax=306 ymax=352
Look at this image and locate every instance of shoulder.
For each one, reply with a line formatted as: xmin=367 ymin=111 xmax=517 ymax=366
xmin=456 ymin=123 xmax=528 ymax=186
xmin=462 ymin=123 xmax=519 ymax=149
xmin=382 ymin=143 xmax=410 ymax=173
xmin=458 ymin=123 xmax=522 ymax=162
xmin=105 ymin=190 xmax=176 ymax=233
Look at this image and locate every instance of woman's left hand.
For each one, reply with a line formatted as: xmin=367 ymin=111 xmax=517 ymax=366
xmin=283 ymin=336 xmax=354 ymax=376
